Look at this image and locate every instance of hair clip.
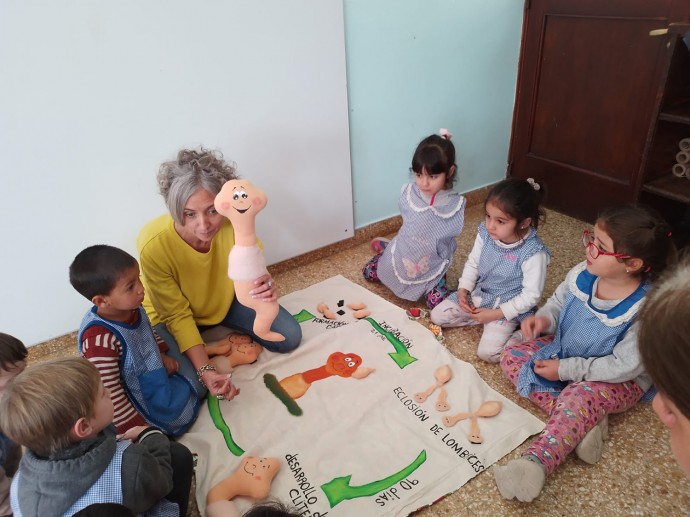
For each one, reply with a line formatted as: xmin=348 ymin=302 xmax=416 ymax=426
xmin=526 ymin=178 xmax=541 ymax=191
xmin=439 ymin=128 xmax=453 ymax=140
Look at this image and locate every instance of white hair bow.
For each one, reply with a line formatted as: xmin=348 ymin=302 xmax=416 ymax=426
xmin=439 ymin=128 xmax=453 ymax=140
xmin=527 ymin=177 xmax=540 ymax=191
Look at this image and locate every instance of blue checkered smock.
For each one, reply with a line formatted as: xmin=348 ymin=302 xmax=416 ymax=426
xmin=377 ymin=183 xmax=465 ymax=300
xmin=517 ymin=264 xmax=649 ymax=396
xmin=79 ymin=307 xmax=199 ymax=436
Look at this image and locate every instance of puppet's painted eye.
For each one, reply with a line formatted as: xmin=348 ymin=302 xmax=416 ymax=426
xmin=232 ymin=192 xmax=240 ymax=200
xmin=347 ymin=361 xmax=355 ymax=368
xmin=240 ymin=191 xmax=248 ymax=199
xmin=344 ymin=356 xmax=352 ymax=362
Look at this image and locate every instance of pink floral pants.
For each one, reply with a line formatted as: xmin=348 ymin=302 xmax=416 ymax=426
xmin=500 ymin=337 xmax=644 ymax=475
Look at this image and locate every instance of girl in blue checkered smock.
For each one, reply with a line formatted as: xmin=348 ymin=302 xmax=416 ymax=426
xmin=494 ymin=204 xmax=677 ymax=503
xmin=431 ymin=178 xmax=550 ymax=363
xmin=363 ymin=129 xmax=466 ymax=309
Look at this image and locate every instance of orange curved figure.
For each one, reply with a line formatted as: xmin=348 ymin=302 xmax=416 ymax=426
xmin=279 ymin=352 xmax=374 ymax=399
xmin=207 ymin=456 xmax=280 ymax=509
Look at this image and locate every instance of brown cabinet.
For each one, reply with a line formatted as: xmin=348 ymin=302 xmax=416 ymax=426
xmin=509 ymin=1 xmax=690 ymax=248
xmin=638 ymin=26 xmax=690 ymax=246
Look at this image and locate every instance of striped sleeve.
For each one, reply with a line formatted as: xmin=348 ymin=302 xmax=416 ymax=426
xmin=81 ymin=325 xmax=147 ymax=433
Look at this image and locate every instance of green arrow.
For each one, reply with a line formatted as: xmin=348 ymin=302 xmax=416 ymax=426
xmin=321 ymin=449 xmax=426 ymax=507
xmin=207 ymin=396 xmax=244 ymax=456
xmin=363 ymin=317 xmax=417 ymax=368
xmin=293 ymin=309 xmax=316 ymax=323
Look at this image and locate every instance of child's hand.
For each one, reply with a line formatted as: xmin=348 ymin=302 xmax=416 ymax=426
xmin=470 ymin=308 xmax=503 ymax=324
xmin=457 ymin=289 xmax=475 ymax=314
xmin=533 ymin=359 xmax=560 ymax=381
xmin=161 ymin=353 xmax=179 ymax=376
xmin=117 ymin=425 xmax=149 ymax=443
xmin=521 ymin=315 xmax=550 ymax=340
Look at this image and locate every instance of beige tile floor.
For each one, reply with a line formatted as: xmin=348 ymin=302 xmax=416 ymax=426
xmin=28 ymin=204 xmax=690 ymax=516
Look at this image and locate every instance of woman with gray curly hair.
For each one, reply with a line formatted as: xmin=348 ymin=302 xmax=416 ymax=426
xmin=137 ymin=148 xmax=302 ymax=401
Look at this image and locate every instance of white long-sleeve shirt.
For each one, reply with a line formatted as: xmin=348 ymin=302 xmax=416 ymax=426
xmin=458 ymin=232 xmax=550 ymax=321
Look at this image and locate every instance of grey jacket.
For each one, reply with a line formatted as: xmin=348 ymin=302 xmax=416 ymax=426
xmin=13 ymin=426 xmax=173 ymax=516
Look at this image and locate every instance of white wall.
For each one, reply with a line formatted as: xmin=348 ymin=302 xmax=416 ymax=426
xmin=0 ymin=0 xmax=353 ymax=345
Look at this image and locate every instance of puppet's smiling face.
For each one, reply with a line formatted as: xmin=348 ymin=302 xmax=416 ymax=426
xmin=214 ymin=179 xmax=267 ymax=223
xmin=325 ymin=352 xmax=362 ymax=377
xmin=241 ymin=456 xmax=280 ymax=481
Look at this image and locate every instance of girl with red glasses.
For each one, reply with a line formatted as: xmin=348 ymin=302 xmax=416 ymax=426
xmin=494 ymin=204 xmax=676 ymax=502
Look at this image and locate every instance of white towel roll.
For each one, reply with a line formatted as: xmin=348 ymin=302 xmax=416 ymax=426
xmin=676 ymin=151 xmax=690 ymax=164
xmin=680 ymin=137 xmax=690 ymax=151
xmin=672 ymin=163 xmax=689 ymax=178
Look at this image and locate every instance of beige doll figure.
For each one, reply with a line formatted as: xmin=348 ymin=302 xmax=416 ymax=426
xmin=206 ymin=456 xmax=281 ymax=517
xmin=204 ymin=332 xmax=264 ymax=374
xmin=215 ymin=180 xmax=285 ymax=342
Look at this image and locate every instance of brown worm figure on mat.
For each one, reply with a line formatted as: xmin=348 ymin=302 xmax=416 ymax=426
xmin=414 ymin=364 xmax=452 ymax=403
xmin=442 ymin=401 xmax=503 ymax=444
xmin=435 ymin=387 xmax=450 ymax=412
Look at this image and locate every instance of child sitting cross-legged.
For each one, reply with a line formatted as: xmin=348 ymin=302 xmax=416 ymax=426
xmin=0 ymin=332 xmax=27 ymax=517
xmin=430 ymin=178 xmax=550 ymax=363
xmin=494 ymin=204 xmax=676 ymax=502
xmin=0 ymin=357 xmax=193 ymax=517
xmin=69 ymin=244 xmax=202 ymax=437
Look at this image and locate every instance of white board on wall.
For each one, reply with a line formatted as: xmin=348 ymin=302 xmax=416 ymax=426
xmin=0 ymin=0 xmax=353 ymax=345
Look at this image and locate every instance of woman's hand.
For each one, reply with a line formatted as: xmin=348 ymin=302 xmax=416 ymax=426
xmin=202 ymin=369 xmax=240 ymax=401
xmin=533 ymin=359 xmax=560 ymax=381
xmin=250 ymin=273 xmax=278 ymax=302
xmin=521 ymin=315 xmax=550 ymax=340
xmin=161 ymin=353 xmax=179 ymax=376
xmin=457 ymin=289 xmax=474 ymax=314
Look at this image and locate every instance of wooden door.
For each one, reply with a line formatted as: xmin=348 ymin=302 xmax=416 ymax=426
xmin=509 ymin=0 xmax=690 ymax=222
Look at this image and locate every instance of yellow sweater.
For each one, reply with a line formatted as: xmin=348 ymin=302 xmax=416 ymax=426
xmin=136 ymin=214 xmax=236 ymax=353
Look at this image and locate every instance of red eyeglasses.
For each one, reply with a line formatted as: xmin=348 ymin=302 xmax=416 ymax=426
xmin=582 ymin=230 xmax=631 ymax=260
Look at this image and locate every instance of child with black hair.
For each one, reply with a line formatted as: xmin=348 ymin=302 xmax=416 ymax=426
xmin=0 ymin=332 xmax=27 ymax=517
xmin=431 ymin=178 xmax=550 ymax=362
xmin=494 ymin=204 xmax=676 ymax=502
xmin=363 ymin=129 xmax=466 ymax=309
xmin=69 ymin=244 xmax=200 ymax=437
